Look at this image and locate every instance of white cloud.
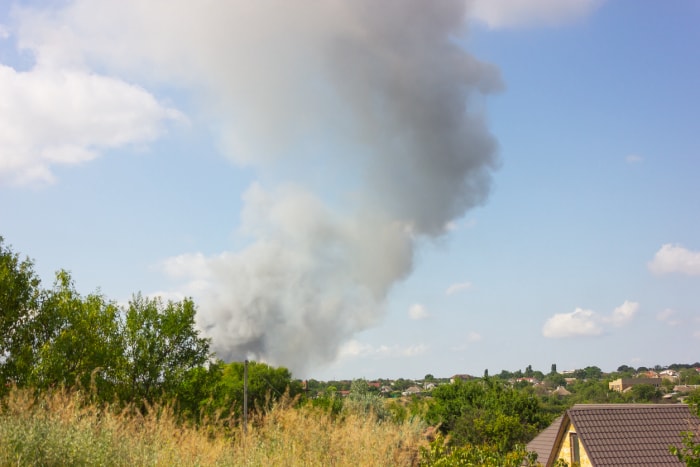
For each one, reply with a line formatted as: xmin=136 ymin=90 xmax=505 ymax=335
xmin=338 ymin=340 xmax=428 ymax=359
xmin=648 ymin=244 xmax=700 ymax=276
xmin=408 ymin=303 xmax=430 ymax=320
xmin=542 ymin=300 xmax=638 ymax=338
xmin=469 ymin=0 xmax=603 ymax=29
xmin=161 ymin=252 xmax=213 ymax=280
xmin=446 ymin=281 xmax=472 ymax=295
xmin=0 ymin=25 xmax=9 ymax=39
xmin=337 ymin=340 xmax=375 ymax=358
xmin=605 ymin=300 xmax=639 ymax=327
xmin=657 ymin=308 xmax=681 ymax=326
xmin=466 ymin=331 xmax=482 ymax=342
xmin=400 ymin=344 xmax=429 ymax=357
xmin=0 ymin=64 xmax=184 ymax=185
xmin=450 ymin=331 xmax=483 ymax=351
xmin=542 ymin=308 xmax=603 ymax=338
xmin=625 ymin=154 xmax=643 ymax=164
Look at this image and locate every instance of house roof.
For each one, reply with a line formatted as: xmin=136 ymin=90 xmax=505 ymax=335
xmin=550 ymin=404 xmax=700 ymax=466
xmin=526 ymin=415 xmax=564 ymax=466
xmin=551 ymin=386 xmax=571 ymax=396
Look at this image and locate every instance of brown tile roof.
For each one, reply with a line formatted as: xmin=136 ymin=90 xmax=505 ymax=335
xmin=526 ymin=415 xmax=563 ymax=466
xmin=560 ymin=404 xmax=700 ymax=466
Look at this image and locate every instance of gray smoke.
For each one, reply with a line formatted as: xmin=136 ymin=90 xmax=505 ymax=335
xmin=19 ymin=0 xmax=501 ymax=373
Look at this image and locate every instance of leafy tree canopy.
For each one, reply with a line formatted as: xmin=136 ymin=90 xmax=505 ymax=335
xmin=426 ymin=379 xmax=549 ymax=452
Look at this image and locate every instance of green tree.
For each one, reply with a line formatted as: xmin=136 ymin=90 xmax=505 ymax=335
xmin=172 ymin=360 xmax=225 ymax=421
xmin=30 ymin=271 xmax=123 ymax=399
xmin=206 ymin=361 xmax=302 ymax=420
xmin=426 ymin=379 xmax=548 ymax=452
xmin=568 ymin=379 xmax=618 ymax=403
xmin=497 ymin=370 xmax=514 ymax=380
xmin=615 ymin=365 xmax=636 ymax=378
xmin=393 ymin=378 xmax=414 ymax=391
xmin=669 ymin=393 xmax=700 ymax=466
xmin=308 ymin=382 xmax=344 ymax=416
xmin=420 ymin=433 xmax=540 ymax=466
xmin=662 ymin=378 xmax=675 ymax=393
xmin=119 ymin=294 xmax=211 ymax=405
xmin=344 ymin=378 xmax=388 ymax=420
xmin=680 ymin=369 xmax=700 ymax=385
xmin=0 ymin=237 xmax=42 ymax=391
xmin=625 ymin=383 xmax=661 ymax=403
xmin=584 ymin=366 xmax=603 ymax=380
xmin=544 ymin=372 xmax=566 ymax=388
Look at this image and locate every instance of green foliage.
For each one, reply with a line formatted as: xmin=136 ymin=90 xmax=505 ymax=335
xmin=1 ymin=237 xmax=213 ymax=411
xmin=30 ymin=271 xmax=124 ymax=400
xmin=572 ymin=366 xmax=602 ymax=381
xmin=544 ymin=372 xmax=567 ymax=388
xmin=662 ymin=378 xmax=676 ymax=392
xmin=497 ymin=369 xmax=514 ymax=380
xmin=201 ymin=360 xmax=302 ymax=421
xmin=625 ymin=383 xmax=661 ymax=403
xmin=0 ymin=237 xmax=42 ymax=391
xmin=387 ymin=399 xmax=408 ymax=422
xmin=567 ymin=379 xmax=621 ymax=404
xmin=680 ymin=369 xmax=700 ymax=385
xmin=687 ymin=389 xmax=700 ymax=407
xmin=669 ymin=396 xmax=700 ymax=466
xmin=172 ymin=361 xmax=225 ymax=421
xmin=669 ymin=431 xmax=700 ymax=467
xmin=616 ymin=365 xmax=635 ymax=377
xmin=309 ymin=391 xmax=344 ymax=417
xmin=119 ymin=293 xmax=211 ymax=405
xmin=426 ymin=378 xmax=549 ymax=453
xmin=342 ymin=378 xmax=389 ymax=421
xmin=419 ymin=433 xmax=539 ymax=466
xmin=393 ymin=378 xmax=414 ymax=391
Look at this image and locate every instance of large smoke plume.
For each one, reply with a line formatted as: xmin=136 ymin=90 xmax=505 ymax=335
xmin=20 ymin=0 xmax=501 ymax=373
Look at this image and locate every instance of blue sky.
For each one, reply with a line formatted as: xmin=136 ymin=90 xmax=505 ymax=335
xmin=1 ymin=0 xmax=698 ymax=380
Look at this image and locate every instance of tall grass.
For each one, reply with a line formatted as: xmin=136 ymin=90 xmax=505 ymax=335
xmin=0 ymin=387 xmax=426 ymax=466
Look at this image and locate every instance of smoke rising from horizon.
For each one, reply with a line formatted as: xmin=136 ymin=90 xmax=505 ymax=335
xmin=19 ymin=0 xmax=502 ymax=373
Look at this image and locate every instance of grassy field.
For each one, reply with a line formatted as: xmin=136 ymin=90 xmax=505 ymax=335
xmin=0 ymin=388 xmax=427 ymax=466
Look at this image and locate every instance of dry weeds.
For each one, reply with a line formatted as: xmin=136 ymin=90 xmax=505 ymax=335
xmin=0 ymin=388 xmax=426 ymax=466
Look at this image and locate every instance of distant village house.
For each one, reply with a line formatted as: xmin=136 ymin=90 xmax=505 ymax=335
xmin=608 ymin=377 xmax=661 ymax=392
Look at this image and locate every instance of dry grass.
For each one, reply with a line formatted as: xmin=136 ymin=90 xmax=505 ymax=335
xmin=0 ymin=388 xmax=427 ymax=466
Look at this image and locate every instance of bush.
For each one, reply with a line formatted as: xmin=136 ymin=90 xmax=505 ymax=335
xmin=419 ymin=434 xmax=539 ymax=466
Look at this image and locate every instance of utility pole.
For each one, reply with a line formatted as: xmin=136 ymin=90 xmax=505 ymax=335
xmin=243 ymin=359 xmax=248 ymax=435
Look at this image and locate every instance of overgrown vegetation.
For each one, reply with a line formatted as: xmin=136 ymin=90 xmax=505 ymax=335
xmin=0 ymin=387 xmax=425 ymax=466
xmin=425 ymin=378 xmax=550 ymax=453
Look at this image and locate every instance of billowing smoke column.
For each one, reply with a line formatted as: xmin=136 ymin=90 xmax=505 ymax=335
xmin=22 ymin=0 xmax=501 ymax=372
